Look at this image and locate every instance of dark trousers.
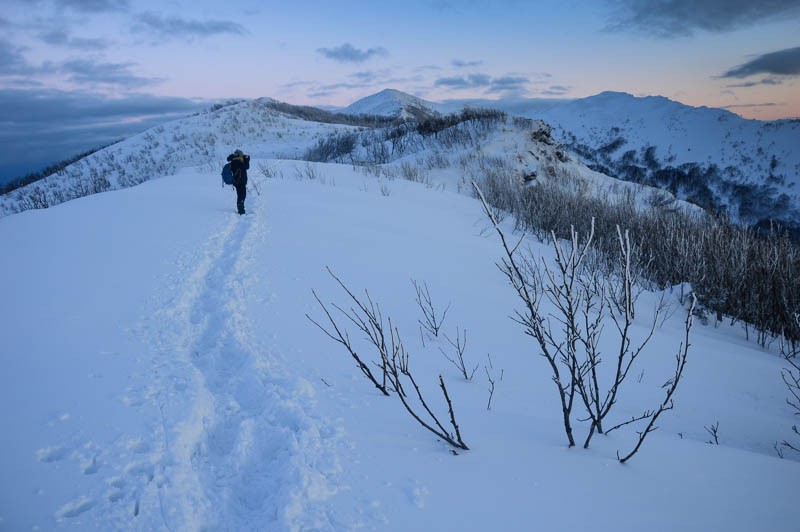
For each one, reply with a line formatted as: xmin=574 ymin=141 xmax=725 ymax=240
xmin=235 ymin=182 xmax=247 ymax=214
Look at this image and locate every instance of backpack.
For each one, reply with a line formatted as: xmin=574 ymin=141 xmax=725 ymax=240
xmin=221 ymin=163 xmax=233 ymax=185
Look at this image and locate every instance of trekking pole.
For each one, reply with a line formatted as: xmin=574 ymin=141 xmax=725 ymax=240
xmin=251 ymin=178 xmax=261 ymax=196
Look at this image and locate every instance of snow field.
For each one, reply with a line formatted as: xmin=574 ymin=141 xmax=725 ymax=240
xmin=0 ymin=160 xmax=798 ymax=530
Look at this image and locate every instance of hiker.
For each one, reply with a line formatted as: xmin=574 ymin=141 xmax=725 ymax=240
xmin=227 ymin=149 xmax=250 ymax=215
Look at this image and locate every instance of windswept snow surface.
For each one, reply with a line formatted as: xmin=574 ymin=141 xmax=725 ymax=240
xmin=1 ymin=162 xmax=799 ymax=530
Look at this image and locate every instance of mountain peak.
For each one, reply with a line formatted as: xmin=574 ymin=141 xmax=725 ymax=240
xmin=341 ymin=88 xmax=439 ymax=120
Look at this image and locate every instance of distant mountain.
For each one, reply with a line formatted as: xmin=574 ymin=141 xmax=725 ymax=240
xmin=340 ymin=89 xmax=440 ymax=120
xmin=343 ymin=89 xmax=800 ymax=231
xmin=526 ymin=92 xmax=800 ymax=230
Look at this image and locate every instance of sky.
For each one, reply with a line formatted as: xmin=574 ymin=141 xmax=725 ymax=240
xmin=1 ymin=0 xmax=799 ymax=182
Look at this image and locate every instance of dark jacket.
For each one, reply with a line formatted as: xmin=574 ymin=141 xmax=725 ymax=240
xmin=227 ymin=153 xmax=250 ymax=185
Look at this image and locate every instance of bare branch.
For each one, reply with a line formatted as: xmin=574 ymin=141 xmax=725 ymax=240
xmin=307 ymin=289 xmax=389 ymax=396
xmin=413 ymin=279 xmax=451 ymax=337
xmin=311 ymin=269 xmax=468 ymax=451
xmin=439 ymin=328 xmax=478 ymax=381
xmin=619 ymin=294 xmax=695 ymax=463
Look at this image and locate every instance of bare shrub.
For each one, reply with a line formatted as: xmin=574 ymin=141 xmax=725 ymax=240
xmin=258 ymin=161 xmax=282 ymax=179
xmin=615 ymin=295 xmax=695 ymax=463
xmin=399 ymin=161 xmax=430 ymax=184
xmin=413 ymin=279 xmax=450 ymax=337
xmin=479 ymin=166 xmax=800 ymax=348
xmin=293 ymin=162 xmax=319 ymax=181
xmin=474 ymin=182 xmax=694 ymax=461
xmin=439 ymin=328 xmax=478 ymax=381
xmin=309 ymin=269 xmax=469 ymax=451
xmin=305 ymin=132 xmax=358 ymax=163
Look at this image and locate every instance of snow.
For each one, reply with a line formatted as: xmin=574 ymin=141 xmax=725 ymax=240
xmin=1 ymin=157 xmax=799 ymax=530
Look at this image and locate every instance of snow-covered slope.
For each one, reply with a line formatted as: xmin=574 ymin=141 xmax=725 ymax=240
xmin=0 ymin=99 xmax=359 ymax=217
xmin=1 ymin=162 xmax=798 ymax=530
xmin=346 ymin=89 xmax=800 ymax=228
xmin=529 ymin=92 xmax=800 ymax=227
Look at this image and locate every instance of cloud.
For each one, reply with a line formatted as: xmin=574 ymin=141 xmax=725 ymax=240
xmin=0 ymin=39 xmax=36 ymax=75
xmin=606 ymin=0 xmax=800 ymax=37
xmin=725 ymin=77 xmax=785 ymax=88
xmin=316 ymin=43 xmax=388 ymax=63
xmin=435 ymin=73 xmax=532 ymax=95
xmin=720 ymin=46 xmax=800 ymax=78
xmin=60 ymin=59 xmax=162 ymax=88
xmin=1 ymin=89 xmax=202 ymax=125
xmin=134 ymin=12 xmax=247 ymax=40
xmin=0 ymin=88 xmax=205 ymax=182
xmin=487 ymin=75 xmax=529 ymax=93
xmin=435 ymin=73 xmax=492 ymax=89
xmin=55 ymin=0 xmax=129 ymax=12
xmin=721 ymin=102 xmax=779 ymax=109
xmin=0 ymin=41 xmax=152 ymax=88
xmin=348 ymin=69 xmax=392 ymax=84
xmin=452 ymin=59 xmax=483 ymax=68
xmin=540 ymin=85 xmax=571 ymax=96
xmin=40 ymin=29 xmax=108 ymax=50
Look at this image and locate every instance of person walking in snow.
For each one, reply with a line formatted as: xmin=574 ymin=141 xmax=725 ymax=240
xmin=227 ymin=149 xmax=250 ymax=215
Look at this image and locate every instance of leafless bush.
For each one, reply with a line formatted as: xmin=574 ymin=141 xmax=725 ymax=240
xmin=615 ymin=295 xmax=695 ymax=463
xmin=485 ymin=365 xmax=497 ymax=410
xmin=474 ymin=182 xmax=694 ymax=461
xmin=258 ymin=161 xmax=282 ymax=179
xmin=423 ymin=151 xmax=451 ymax=170
xmin=366 ymin=141 xmax=391 ymax=164
xmin=399 ymin=161 xmax=430 ymax=184
xmin=413 ymin=279 xmax=450 ymax=337
xmin=308 ymin=285 xmax=390 ymax=396
xmin=705 ymin=421 xmax=721 ymax=445
xmin=14 ymin=185 xmax=51 ymax=210
xmin=439 ymin=328 xmax=478 ymax=381
xmin=471 ymin=158 xmax=521 ymax=226
xmin=304 ymin=132 xmax=358 ymax=162
xmin=478 ymin=166 xmax=800 ymax=347
xmin=309 ymin=268 xmax=469 ymax=451
xmin=293 ymin=162 xmax=319 ymax=181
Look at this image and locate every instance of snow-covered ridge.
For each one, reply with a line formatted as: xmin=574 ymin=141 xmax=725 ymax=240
xmin=0 ymin=99 xmax=361 ymax=217
xmin=2 ymin=94 xmax=699 ymax=220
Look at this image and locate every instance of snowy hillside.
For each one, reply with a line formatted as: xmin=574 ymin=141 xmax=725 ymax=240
xmin=530 ymin=92 xmax=800 ymax=228
xmin=0 ymin=99 xmax=360 ymax=217
xmin=1 ymin=159 xmax=798 ymax=530
xmin=341 ymin=89 xmax=800 ymax=230
xmin=2 ymin=97 xmax=701 ymax=222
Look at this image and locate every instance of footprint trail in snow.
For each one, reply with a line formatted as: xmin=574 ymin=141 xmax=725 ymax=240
xmin=136 ymin=199 xmax=343 ymax=530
